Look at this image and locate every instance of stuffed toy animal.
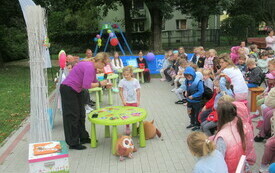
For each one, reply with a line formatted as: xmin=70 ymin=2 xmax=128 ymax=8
xmin=115 ymin=136 xmax=137 ymax=161
xmin=143 ymin=120 xmax=162 ymax=140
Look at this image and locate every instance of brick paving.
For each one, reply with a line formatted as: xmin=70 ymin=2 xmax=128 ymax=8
xmin=0 ymin=78 xmax=265 ymax=173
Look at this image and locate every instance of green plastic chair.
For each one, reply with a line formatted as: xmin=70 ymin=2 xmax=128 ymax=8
xmin=88 ymin=87 xmax=103 ymax=109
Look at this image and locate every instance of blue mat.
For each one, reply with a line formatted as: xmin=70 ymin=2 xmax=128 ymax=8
xmin=111 ymin=53 xmax=194 ymax=74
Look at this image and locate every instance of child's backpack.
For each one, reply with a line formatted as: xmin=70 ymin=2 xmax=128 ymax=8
xmin=203 ymin=83 xmax=213 ymax=100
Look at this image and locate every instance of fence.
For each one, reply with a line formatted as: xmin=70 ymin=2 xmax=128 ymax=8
xmin=162 ymin=29 xmax=220 ymax=48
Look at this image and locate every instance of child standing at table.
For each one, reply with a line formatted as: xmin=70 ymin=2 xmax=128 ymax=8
xmin=119 ymin=66 xmax=141 ymax=135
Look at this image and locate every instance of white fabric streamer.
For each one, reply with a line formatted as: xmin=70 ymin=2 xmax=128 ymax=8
xmin=25 ymin=5 xmax=52 ymax=142
xmin=19 ymin=0 xmax=52 ymax=68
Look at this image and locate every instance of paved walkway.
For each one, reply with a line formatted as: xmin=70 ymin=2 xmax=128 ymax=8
xmin=0 ymin=78 xmax=265 ymax=173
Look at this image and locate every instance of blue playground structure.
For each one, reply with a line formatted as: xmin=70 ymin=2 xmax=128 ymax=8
xmin=94 ymin=23 xmax=133 ymax=56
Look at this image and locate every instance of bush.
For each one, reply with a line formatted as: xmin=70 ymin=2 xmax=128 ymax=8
xmin=0 ymin=26 xmax=28 ymax=62
xmin=221 ymin=14 xmax=257 ymax=43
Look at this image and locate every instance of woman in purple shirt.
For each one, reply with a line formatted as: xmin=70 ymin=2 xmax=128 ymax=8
xmin=60 ymin=52 xmax=111 ymax=150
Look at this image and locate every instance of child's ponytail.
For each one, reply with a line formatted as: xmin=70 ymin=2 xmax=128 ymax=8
xmin=187 ymin=132 xmax=215 ymax=157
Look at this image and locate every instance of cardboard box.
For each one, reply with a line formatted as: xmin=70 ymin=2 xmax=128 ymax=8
xmin=28 ymin=141 xmax=69 ymax=173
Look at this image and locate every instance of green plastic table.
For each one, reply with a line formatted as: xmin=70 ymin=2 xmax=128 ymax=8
xmin=107 ymin=73 xmax=119 ymax=88
xmin=117 ymin=68 xmax=145 ymax=83
xmin=88 ymin=106 xmax=147 ymax=154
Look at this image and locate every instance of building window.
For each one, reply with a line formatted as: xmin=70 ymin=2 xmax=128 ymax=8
xmin=133 ymin=0 xmax=144 ymax=9
xmin=133 ymin=22 xmax=145 ymax=32
xmin=176 ymin=19 xmax=187 ymax=30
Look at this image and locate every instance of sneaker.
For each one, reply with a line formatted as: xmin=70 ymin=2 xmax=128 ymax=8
xmin=171 ymin=83 xmax=174 ymax=86
xmin=160 ymin=78 xmax=166 ymax=81
xmin=85 ymin=105 xmax=94 ymax=114
xmin=80 ymin=138 xmax=91 ymax=144
xmin=186 ymin=124 xmax=195 ymax=129
xmin=175 ymin=100 xmax=184 ymax=104
xmin=254 ymin=135 xmax=265 ymax=142
xmin=191 ymin=126 xmax=200 ymax=131
xmin=171 ymin=88 xmax=176 ymax=92
xmin=69 ymin=144 xmax=87 ymax=150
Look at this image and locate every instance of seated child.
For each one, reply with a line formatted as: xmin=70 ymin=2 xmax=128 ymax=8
xmin=160 ymin=50 xmax=173 ymax=81
xmin=111 ymin=51 xmax=124 ymax=73
xmin=137 ymin=51 xmax=150 ymax=82
xmin=202 ymin=69 xmax=214 ymax=91
xmin=230 ymin=46 xmax=240 ymax=64
xmin=171 ymin=59 xmax=188 ymax=92
xmin=197 ymin=51 xmax=205 ymax=68
xmin=248 ymin=44 xmax=259 ymax=61
xmin=201 ymin=76 xmax=234 ymax=136
xmin=164 ymin=51 xmax=178 ymax=82
xmin=236 ymin=55 xmax=247 ymax=76
xmin=238 ymin=47 xmax=249 ymax=63
xmin=187 ymin=132 xmax=228 ymax=173
xmin=246 ymin=58 xmax=264 ymax=88
xmin=190 ymin=47 xmax=201 ymax=64
xmin=178 ymin=46 xmax=188 ymax=60
xmin=258 ymin=51 xmax=269 ymax=74
xmin=251 ymin=59 xmax=275 ymax=119
xmin=204 ymin=49 xmax=217 ymax=70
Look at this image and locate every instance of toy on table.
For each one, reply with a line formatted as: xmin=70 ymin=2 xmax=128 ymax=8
xmin=115 ymin=136 xmax=137 ymax=161
xmin=110 ymin=117 xmax=118 ymax=120
xmin=143 ymin=120 xmax=162 ymax=140
xmin=121 ymin=116 xmax=129 ymax=120
xmin=131 ymin=112 xmax=141 ymax=116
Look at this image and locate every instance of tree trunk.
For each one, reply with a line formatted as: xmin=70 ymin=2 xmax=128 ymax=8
xmin=200 ymin=16 xmax=208 ymax=47
xmin=149 ymin=7 xmax=163 ymax=51
xmin=122 ymin=0 xmax=133 ymax=46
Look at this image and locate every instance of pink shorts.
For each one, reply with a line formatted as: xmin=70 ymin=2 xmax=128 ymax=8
xmin=125 ymin=103 xmax=138 ymax=107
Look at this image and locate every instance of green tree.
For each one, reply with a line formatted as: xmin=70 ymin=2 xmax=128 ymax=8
xmin=176 ymin=0 xmax=232 ymax=46
xmin=35 ymin=0 xmax=100 ymax=53
xmin=145 ymin=0 xmax=174 ymax=51
xmin=221 ymin=15 xmax=256 ymax=43
xmin=0 ymin=0 xmax=27 ymax=67
xmin=228 ymin=0 xmax=275 ymax=29
xmin=260 ymin=0 xmax=275 ymax=28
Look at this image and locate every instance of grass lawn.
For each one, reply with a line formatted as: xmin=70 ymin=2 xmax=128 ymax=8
xmin=0 ymin=66 xmax=58 ymax=144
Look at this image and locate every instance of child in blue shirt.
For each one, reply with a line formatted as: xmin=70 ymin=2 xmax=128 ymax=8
xmin=187 ymin=132 xmax=228 ymax=173
xmin=184 ymin=66 xmax=204 ymax=131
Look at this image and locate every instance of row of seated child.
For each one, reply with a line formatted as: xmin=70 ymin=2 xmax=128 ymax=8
xmin=160 ymin=45 xmax=275 ymax=172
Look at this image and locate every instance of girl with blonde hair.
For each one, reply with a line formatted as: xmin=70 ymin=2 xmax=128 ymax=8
xmin=187 ymin=132 xmax=228 ymax=173
xmin=204 ymin=49 xmax=217 ymax=70
xmin=218 ymin=53 xmax=248 ymax=101
xmin=119 ymin=66 xmax=141 ymax=135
